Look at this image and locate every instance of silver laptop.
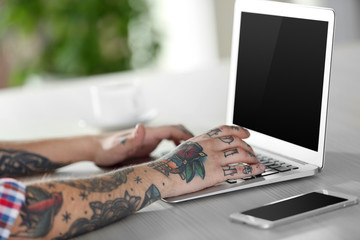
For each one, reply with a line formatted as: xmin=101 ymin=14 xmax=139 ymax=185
xmin=164 ymin=0 xmax=335 ymax=203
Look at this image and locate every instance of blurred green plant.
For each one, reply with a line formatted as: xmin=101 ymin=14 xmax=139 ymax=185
xmin=0 ymin=0 xmax=161 ymax=87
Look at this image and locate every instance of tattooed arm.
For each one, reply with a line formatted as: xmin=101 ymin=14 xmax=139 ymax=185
xmin=9 ymin=165 xmax=166 ymax=239
xmin=9 ymin=125 xmax=265 ymax=239
xmin=0 ymin=124 xmax=193 ymax=177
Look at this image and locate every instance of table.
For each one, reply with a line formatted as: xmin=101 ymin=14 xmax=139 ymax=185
xmin=2 ymin=42 xmax=360 ymax=240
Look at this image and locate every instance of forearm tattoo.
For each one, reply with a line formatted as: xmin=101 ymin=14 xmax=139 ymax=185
xmin=59 ymin=167 xmax=134 ymax=193
xmin=149 ymin=141 xmax=207 ymax=183
xmin=0 ymin=148 xmax=65 ymax=177
xmin=12 ymin=183 xmax=161 ymax=239
xmin=11 ymin=186 xmax=63 ymax=238
xmin=53 ymin=184 xmax=161 ymax=240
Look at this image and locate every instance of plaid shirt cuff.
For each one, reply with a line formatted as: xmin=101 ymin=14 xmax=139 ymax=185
xmin=0 ymin=178 xmax=26 ymax=240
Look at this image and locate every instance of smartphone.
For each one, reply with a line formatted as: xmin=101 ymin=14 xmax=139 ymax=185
xmin=229 ymin=190 xmax=358 ymax=229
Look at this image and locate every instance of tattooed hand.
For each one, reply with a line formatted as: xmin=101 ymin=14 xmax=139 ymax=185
xmin=150 ymin=125 xmax=265 ymax=197
xmin=93 ymin=124 xmax=194 ymax=167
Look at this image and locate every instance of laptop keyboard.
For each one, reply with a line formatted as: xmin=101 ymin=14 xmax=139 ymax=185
xmin=226 ymin=154 xmax=299 ymax=184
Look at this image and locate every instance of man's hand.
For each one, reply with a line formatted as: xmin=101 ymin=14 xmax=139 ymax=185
xmin=149 ymin=125 xmax=266 ymax=198
xmin=93 ymin=124 xmax=194 ymax=167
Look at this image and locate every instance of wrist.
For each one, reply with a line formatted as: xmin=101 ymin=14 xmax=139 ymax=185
xmin=75 ymin=135 xmax=99 ymax=162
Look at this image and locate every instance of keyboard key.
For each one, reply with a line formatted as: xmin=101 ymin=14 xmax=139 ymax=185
xmin=274 ymin=166 xmax=292 ymax=172
xmin=264 ymin=161 xmax=275 ymax=167
xmin=261 ymin=169 xmax=279 ymax=176
xmin=226 ymin=179 xmax=237 ymax=184
xmin=268 ymin=163 xmax=282 ymax=168
xmin=225 ymin=154 xmax=298 ymax=184
xmin=259 ymin=158 xmax=269 ymax=164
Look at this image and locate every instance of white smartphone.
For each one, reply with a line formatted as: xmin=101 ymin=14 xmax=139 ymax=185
xmin=229 ymin=190 xmax=358 ymax=229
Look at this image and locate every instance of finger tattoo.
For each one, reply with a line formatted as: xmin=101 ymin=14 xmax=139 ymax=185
xmin=230 ymin=126 xmax=240 ymax=131
xmin=207 ymin=128 xmax=222 ymax=137
xmin=223 ymin=166 xmax=238 ymax=176
xmin=224 ymin=149 xmax=239 ymax=158
xmin=246 ymin=150 xmax=255 ymax=158
xmin=219 ymin=136 xmax=234 ymax=144
xmin=242 ymin=165 xmax=252 ymax=175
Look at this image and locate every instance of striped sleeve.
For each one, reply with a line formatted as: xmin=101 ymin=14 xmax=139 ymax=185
xmin=0 ymin=178 xmax=26 ymax=240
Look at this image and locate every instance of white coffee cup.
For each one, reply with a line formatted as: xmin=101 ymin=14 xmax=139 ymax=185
xmin=89 ymin=81 xmax=142 ymax=127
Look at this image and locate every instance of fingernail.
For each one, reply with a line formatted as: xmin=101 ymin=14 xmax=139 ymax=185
xmin=135 ymin=124 xmax=140 ymax=136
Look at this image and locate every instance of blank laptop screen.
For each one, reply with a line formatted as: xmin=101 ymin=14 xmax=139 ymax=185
xmin=233 ymin=12 xmax=328 ymax=151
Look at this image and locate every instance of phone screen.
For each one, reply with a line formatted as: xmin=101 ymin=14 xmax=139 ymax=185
xmin=242 ymin=192 xmax=347 ymax=221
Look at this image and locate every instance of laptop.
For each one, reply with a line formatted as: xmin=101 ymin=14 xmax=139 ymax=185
xmin=164 ymin=0 xmax=335 ymax=203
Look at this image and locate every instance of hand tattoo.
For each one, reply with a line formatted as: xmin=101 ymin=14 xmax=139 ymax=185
xmin=149 ymin=141 xmax=207 ymax=183
xmin=246 ymin=151 xmax=255 ymax=158
xmin=120 ymin=137 xmax=127 ymax=145
xmin=219 ymin=136 xmax=234 ymax=144
xmin=223 ymin=166 xmax=238 ymax=176
xmin=224 ymin=149 xmax=239 ymax=158
xmin=242 ymin=165 xmax=252 ymax=175
xmin=230 ymin=126 xmax=240 ymax=131
xmin=207 ymin=128 xmax=222 ymax=137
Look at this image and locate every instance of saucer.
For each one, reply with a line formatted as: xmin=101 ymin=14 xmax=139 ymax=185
xmin=80 ymin=109 xmax=158 ymax=131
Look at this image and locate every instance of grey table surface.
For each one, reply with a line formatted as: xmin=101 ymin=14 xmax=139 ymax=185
xmin=70 ymin=42 xmax=360 ymax=240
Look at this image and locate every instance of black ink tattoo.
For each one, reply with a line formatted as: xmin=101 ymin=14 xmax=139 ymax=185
xmin=79 ymin=192 xmax=89 ymax=201
xmin=149 ymin=141 xmax=207 ymax=183
xmin=134 ymin=176 xmax=142 ymax=184
xmin=242 ymin=165 xmax=252 ymax=175
xmin=246 ymin=151 xmax=255 ymax=158
xmin=11 ymin=186 xmax=63 ymax=238
xmin=206 ymin=128 xmax=222 ymax=137
xmin=224 ymin=149 xmax=239 ymax=158
xmin=47 ymin=183 xmax=56 ymax=189
xmin=219 ymin=136 xmax=234 ymax=144
xmin=120 ymin=137 xmax=127 ymax=145
xmin=0 ymin=148 xmax=65 ymax=177
xmin=223 ymin=166 xmax=238 ymax=176
xmin=230 ymin=126 xmax=240 ymax=131
xmin=53 ymin=185 xmax=161 ymax=240
xmin=140 ymin=184 xmax=161 ymax=209
xmin=60 ymin=167 xmax=134 ymax=193
xmin=62 ymin=211 xmax=71 ymax=223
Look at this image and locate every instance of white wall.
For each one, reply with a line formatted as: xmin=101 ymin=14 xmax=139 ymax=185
xmin=151 ymin=0 xmax=219 ymax=72
xmin=213 ymin=0 xmax=360 ymax=60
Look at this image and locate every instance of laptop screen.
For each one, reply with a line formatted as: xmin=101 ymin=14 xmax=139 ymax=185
xmin=233 ymin=12 xmax=328 ymax=151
